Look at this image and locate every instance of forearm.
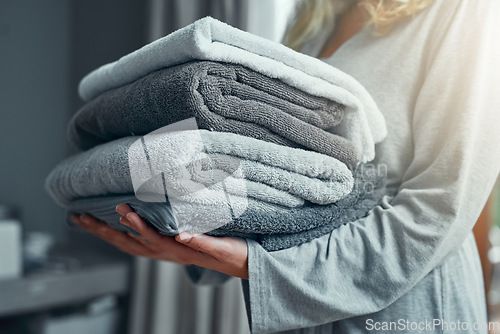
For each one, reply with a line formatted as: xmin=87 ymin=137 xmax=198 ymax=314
xmin=245 ymin=179 xmax=496 ymax=333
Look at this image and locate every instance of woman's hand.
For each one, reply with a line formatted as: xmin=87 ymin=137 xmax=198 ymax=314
xmin=71 ymin=204 xmax=248 ymax=279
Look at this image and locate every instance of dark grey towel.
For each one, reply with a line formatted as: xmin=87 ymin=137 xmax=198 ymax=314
xmin=65 ymin=164 xmax=386 ymax=251
xmin=69 ymin=61 xmax=359 ymax=165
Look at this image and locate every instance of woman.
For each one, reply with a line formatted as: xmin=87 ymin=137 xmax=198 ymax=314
xmin=73 ymin=0 xmax=500 ymax=332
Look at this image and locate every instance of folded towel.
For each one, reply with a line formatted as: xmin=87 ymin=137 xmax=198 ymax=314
xmin=64 ymin=163 xmax=386 ymax=251
xmin=70 ymin=61 xmax=358 ymax=165
xmin=46 ymin=129 xmax=354 ymax=211
xmin=77 ymin=17 xmax=386 ymax=162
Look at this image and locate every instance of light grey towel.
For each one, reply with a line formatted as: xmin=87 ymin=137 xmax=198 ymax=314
xmin=69 ymin=61 xmax=358 ymax=165
xmin=64 ymin=163 xmax=385 ymax=251
xmin=46 ymin=130 xmax=354 ymax=210
xmin=77 ymin=17 xmax=386 ymax=162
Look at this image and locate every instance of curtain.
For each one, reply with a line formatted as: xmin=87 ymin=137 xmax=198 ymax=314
xmin=127 ymin=259 xmax=249 ymax=334
xmin=148 ymin=0 xmax=295 ymax=42
xmin=148 ymin=0 xmax=250 ymax=41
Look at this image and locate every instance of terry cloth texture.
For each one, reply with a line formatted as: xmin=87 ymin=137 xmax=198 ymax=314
xmin=65 ymin=163 xmax=386 ymax=251
xmin=77 ymin=17 xmax=386 ymax=162
xmin=45 ymin=130 xmax=354 ymax=210
xmin=69 ymin=61 xmax=358 ymax=165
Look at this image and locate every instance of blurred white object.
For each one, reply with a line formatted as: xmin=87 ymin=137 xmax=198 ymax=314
xmin=488 ymin=226 xmax=500 ymax=264
xmin=490 ymin=225 xmax=500 ymax=247
xmin=489 ymin=246 xmax=500 ymax=264
xmin=88 ymin=295 xmax=118 ymax=315
xmin=0 ymin=219 xmax=22 ymax=280
xmin=24 ymin=231 xmax=55 ymax=265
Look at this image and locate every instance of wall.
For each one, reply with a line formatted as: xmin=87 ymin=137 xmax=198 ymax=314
xmin=0 ymin=0 xmax=148 ymax=242
xmin=0 ymin=0 xmax=72 ymax=240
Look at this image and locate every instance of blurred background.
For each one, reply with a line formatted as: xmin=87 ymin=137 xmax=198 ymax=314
xmin=0 ymin=0 xmax=498 ymax=333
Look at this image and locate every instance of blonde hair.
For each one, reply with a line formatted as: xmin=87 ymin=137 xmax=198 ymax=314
xmin=285 ymin=0 xmax=435 ymax=51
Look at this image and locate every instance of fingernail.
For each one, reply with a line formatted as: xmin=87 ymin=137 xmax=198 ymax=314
xmin=119 ymin=216 xmax=133 ymax=227
xmin=71 ymin=216 xmax=80 ymax=224
xmin=80 ymin=215 xmax=90 ymax=225
xmin=125 ymin=213 xmax=138 ymax=228
xmin=177 ymin=232 xmax=192 ymax=243
xmin=115 ymin=204 xmax=128 ymax=216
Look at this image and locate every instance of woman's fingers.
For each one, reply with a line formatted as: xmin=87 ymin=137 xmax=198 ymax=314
xmin=123 ymin=212 xmax=168 ymax=244
xmin=116 ymin=211 xmax=203 ymax=262
xmin=75 ymin=214 xmax=107 ymax=235
xmin=116 ymin=204 xmax=210 ymax=258
xmin=116 ymin=204 xmax=159 ymax=250
xmin=73 ymin=215 xmax=151 ymax=257
xmin=116 ymin=203 xmax=134 ymax=216
xmin=71 ymin=211 xmax=249 ymax=278
xmin=120 ymin=217 xmax=154 ymax=248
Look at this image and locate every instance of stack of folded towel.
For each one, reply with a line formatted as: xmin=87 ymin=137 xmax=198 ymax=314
xmin=45 ymin=17 xmax=387 ymax=251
